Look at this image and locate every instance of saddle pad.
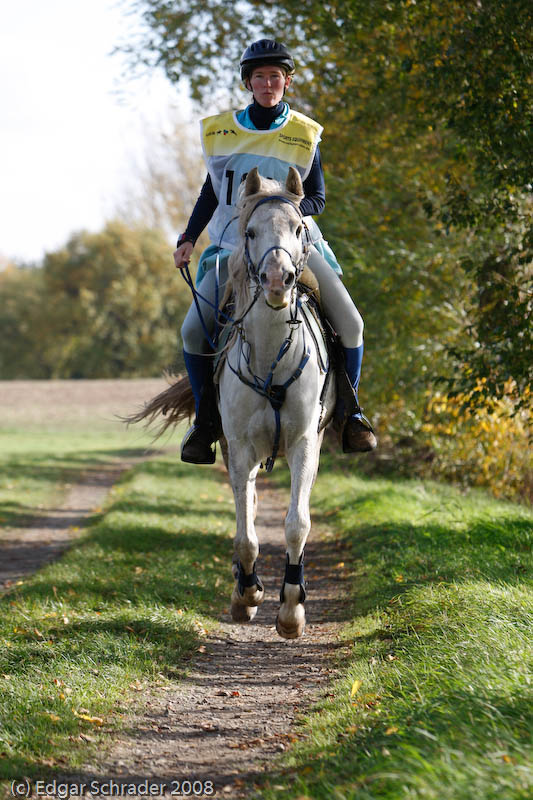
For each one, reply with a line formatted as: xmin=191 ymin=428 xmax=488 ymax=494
xmin=299 ymin=296 xmax=329 ymax=374
xmin=212 ymin=303 xmax=234 ymax=382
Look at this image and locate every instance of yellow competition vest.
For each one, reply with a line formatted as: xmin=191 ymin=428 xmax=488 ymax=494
xmin=201 ymin=109 xmax=323 ymax=250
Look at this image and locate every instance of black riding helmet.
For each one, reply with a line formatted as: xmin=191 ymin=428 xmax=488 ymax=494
xmin=240 ymin=39 xmax=295 ymax=82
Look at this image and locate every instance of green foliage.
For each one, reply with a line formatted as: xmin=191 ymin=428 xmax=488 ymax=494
xmin=0 ymin=266 xmax=51 ymax=379
xmin=0 ymin=222 xmax=190 ymax=379
xmin=123 ymin=0 xmax=532 ymax=417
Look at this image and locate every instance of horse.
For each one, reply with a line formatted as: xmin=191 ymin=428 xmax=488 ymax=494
xmin=131 ymin=166 xmax=336 ymax=638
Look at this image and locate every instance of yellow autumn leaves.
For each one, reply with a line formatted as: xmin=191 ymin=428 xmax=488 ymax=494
xmin=350 ymin=679 xmax=399 ymax=735
xmin=422 ymin=381 xmax=531 ymax=502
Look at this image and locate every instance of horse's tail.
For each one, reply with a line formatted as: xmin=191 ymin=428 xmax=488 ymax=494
xmin=125 ymin=373 xmax=195 ymax=439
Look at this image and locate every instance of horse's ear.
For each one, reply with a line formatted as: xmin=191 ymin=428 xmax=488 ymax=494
xmin=244 ymin=167 xmax=262 ymax=196
xmin=285 ymin=166 xmax=304 ymax=198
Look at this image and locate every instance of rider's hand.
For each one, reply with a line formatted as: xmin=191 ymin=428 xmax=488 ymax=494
xmin=174 ymin=240 xmax=194 ymax=270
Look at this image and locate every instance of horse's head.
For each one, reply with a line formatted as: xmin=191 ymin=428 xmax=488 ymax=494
xmin=238 ymin=167 xmax=307 ymax=310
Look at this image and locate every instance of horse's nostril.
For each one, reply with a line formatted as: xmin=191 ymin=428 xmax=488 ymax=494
xmin=284 ymin=272 xmax=295 ymax=287
xmin=260 ymin=272 xmax=268 ymax=285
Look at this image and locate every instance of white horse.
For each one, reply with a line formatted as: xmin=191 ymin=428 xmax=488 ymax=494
xmin=131 ymin=166 xmax=336 ymax=639
xmin=221 ymin=167 xmax=335 ymax=638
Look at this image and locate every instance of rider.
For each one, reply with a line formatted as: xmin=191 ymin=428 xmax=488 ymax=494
xmin=174 ymin=38 xmax=377 ymax=464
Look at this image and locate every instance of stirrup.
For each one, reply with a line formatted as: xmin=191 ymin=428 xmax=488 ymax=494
xmin=342 ymin=412 xmax=377 ymax=453
xmin=180 ymin=424 xmax=216 ymax=464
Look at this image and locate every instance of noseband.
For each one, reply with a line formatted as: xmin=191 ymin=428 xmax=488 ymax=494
xmin=244 ymin=195 xmax=309 ymax=282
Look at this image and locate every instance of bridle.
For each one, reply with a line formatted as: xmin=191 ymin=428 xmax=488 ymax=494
xmin=243 ymin=195 xmax=310 ymax=285
xmin=228 ymin=194 xmax=315 ymax=472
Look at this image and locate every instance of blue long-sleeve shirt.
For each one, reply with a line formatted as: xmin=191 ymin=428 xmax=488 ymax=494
xmin=184 ymin=101 xmax=326 ymax=244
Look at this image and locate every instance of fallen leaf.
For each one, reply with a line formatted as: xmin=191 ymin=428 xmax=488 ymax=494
xmin=385 ymin=726 xmax=398 ymax=735
xmin=350 ymin=679 xmax=362 ymax=697
xmin=75 ymin=713 xmax=104 ymax=726
xmin=231 ymin=690 xmax=241 ymax=697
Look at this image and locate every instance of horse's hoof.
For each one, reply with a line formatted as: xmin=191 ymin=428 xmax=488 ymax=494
xmin=231 ymin=603 xmax=258 ymax=623
xmin=230 ymin=584 xmax=264 ymax=623
xmin=275 ymin=605 xmax=306 ymax=639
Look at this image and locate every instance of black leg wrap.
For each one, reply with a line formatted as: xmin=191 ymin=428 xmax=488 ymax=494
xmin=280 ymin=552 xmax=306 ymax=604
xmin=237 ymin=561 xmax=263 ymax=597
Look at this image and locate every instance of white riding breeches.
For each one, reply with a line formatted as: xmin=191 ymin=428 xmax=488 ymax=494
xmin=180 ymin=247 xmax=364 ymax=354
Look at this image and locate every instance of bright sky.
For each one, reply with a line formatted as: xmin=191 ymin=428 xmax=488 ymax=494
xmin=0 ymin=0 xmax=192 ymax=264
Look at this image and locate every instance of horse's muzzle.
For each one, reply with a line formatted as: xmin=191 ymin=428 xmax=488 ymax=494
xmin=260 ymin=266 xmax=295 ymax=308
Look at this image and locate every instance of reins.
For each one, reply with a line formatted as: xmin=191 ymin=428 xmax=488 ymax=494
xmin=179 ymin=214 xmax=241 ymax=351
xmin=226 ymin=293 xmax=311 ymax=472
xmin=180 ymin=190 xmax=314 ymax=471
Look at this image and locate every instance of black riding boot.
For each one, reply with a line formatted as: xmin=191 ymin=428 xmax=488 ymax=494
xmin=181 ymin=352 xmax=221 ymax=464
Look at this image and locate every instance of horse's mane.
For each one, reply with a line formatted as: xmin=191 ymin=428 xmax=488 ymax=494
xmin=227 ymin=176 xmax=303 ymax=319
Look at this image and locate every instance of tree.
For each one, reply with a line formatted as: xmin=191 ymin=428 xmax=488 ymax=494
xmin=0 ymin=222 xmax=191 ymax=379
xmin=0 ymin=264 xmax=51 ymax=378
xmin=120 ymin=0 xmax=532 ymax=412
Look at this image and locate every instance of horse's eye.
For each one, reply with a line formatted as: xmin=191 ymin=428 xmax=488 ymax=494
xmin=247 ymin=228 xmax=255 ymax=240
xmin=296 ymin=225 xmax=302 ymax=238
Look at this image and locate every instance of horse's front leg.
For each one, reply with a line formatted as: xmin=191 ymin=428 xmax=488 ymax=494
xmin=276 ymin=436 xmax=317 ymax=639
xmin=228 ymin=446 xmax=264 ymax=622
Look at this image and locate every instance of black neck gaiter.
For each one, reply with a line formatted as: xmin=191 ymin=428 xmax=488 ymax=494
xmin=249 ymin=99 xmax=285 ymax=130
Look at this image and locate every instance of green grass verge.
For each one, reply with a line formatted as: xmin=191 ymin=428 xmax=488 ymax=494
xmin=0 ymin=453 xmax=234 ymax=781
xmin=260 ymin=456 xmax=533 ymax=800
xmin=0 ymin=428 xmax=161 ymax=528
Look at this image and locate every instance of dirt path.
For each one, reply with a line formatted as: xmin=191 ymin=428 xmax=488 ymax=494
xmin=0 ymin=377 xmax=168 ymax=592
xmin=71 ymin=475 xmax=350 ymax=798
xmin=0 ymin=457 xmax=149 ymax=592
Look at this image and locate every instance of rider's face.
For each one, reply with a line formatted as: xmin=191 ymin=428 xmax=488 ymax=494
xmin=248 ymin=66 xmax=291 ymax=108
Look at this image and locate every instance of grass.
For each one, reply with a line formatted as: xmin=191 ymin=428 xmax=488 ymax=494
xmin=0 ymin=376 xmax=168 ymax=526
xmin=0 ymin=453 xmax=235 ymax=781
xmin=1 ymin=384 xmax=532 ymax=798
xmin=259 ymin=456 xmax=533 ymax=800
xmin=0 ymin=429 xmax=155 ymax=529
